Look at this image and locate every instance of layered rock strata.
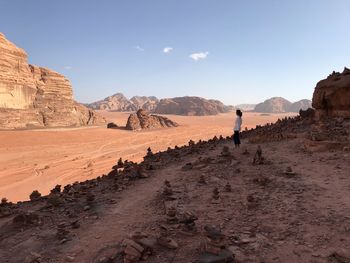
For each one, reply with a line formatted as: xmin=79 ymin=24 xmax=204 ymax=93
xmin=0 ymin=33 xmax=105 ymax=129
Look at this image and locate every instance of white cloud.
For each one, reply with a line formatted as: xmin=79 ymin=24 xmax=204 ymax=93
xmin=189 ymin=51 xmax=209 ymax=61
xmin=134 ymin=45 xmax=145 ymax=52
xmin=163 ymin=47 xmax=173 ymax=53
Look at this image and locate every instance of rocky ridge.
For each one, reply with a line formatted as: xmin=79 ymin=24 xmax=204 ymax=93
xmin=0 ymin=33 xmax=105 ymax=129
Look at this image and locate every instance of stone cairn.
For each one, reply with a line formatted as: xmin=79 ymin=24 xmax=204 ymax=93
xmin=252 ymin=145 xmax=263 ymax=165
xmin=224 ymin=182 xmax=232 ymax=192
xmin=199 ymin=225 xmax=233 ymax=262
xmin=179 ymin=211 xmax=198 ymax=234
xmin=221 ymin=146 xmax=231 ymax=157
xmin=212 ymin=187 xmax=220 ymax=200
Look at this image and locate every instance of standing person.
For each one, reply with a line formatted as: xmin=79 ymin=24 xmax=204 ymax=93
xmin=233 ymin=109 xmax=243 ymax=148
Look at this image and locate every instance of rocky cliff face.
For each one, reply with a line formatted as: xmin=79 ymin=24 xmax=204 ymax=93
xmin=312 ymin=68 xmax=350 ymax=119
xmin=154 ymin=96 xmax=231 ymax=116
xmin=0 ymin=33 xmax=105 ymax=129
xmin=126 ymin=109 xmax=178 ymax=131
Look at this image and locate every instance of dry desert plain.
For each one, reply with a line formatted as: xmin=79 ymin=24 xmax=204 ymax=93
xmin=0 ymin=111 xmax=296 ymax=202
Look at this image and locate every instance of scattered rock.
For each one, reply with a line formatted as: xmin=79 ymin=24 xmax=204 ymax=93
xmin=29 ymin=190 xmax=41 ymax=201
xmin=107 ymin=122 xmax=118 ymax=129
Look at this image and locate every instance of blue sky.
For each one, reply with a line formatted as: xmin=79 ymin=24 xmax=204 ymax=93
xmin=1 ymin=0 xmax=349 ymax=105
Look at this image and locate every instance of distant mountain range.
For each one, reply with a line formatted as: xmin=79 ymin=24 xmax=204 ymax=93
xmin=85 ymin=93 xmax=311 ymax=115
xmin=85 ymin=93 xmax=234 ymax=116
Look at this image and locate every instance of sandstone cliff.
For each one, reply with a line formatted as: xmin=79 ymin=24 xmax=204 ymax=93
xmin=0 ymin=33 xmax=105 ymax=129
xmin=312 ymin=68 xmax=350 ymax=119
xmin=126 ymin=109 xmax=178 ymax=130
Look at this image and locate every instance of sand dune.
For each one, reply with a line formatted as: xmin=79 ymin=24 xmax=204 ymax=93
xmin=0 ymin=111 xmax=296 ymax=202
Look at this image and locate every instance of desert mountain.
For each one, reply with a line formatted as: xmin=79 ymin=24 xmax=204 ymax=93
xmin=235 ymin=104 xmax=256 ymax=111
xmin=0 ymin=33 xmax=105 ymax=129
xmin=86 ymin=94 xmax=233 ymax=116
xmin=154 ymin=96 xmax=231 ymax=116
xmin=254 ymin=97 xmax=311 ymax=113
xmin=130 ymin=96 xmax=159 ymax=112
xmin=86 ymin=93 xmax=159 ymax=112
xmin=86 ymin=93 xmax=137 ymax=111
xmin=126 ymin=109 xmax=178 ymax=130
xmin=288 ymin=99 xmax=312 ymax=113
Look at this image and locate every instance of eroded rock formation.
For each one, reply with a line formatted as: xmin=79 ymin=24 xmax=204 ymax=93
xmin=312 ymin=68 xmax=350 ymax=119
xmin=126 ymin=109 xmax=178 ymax=130
xmin=0 ymin=33 xmax=105 ymax=129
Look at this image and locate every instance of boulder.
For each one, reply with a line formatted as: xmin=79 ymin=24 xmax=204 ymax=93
xmin=107 ymin=122 xmax=118 ymax=129
xmin=126 ymin=109 xmax=178 ymax=131
xmin=0 ymin=33 xmax=105 ymax=129
xmin=312 ymin=68 xmax=350 ymax=119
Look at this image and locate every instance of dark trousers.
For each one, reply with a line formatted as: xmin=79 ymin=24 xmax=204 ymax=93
xmin=233 ymin=131 xmax=240 ymax=145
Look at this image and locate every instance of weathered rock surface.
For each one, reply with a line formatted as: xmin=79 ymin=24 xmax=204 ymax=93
xmin=0 ymin=33 xmax=105 ymax=129
xmin=312 ymin=68 xmax=350 ymax=119
xmin=126 ymin=109 xmax=178 ymax=130
xmin=154 ymin=96 xmax=231 ymax=116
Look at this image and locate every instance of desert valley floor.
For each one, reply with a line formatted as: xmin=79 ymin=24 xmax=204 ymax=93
xmin=0 ymin=111 xmax=295 ymax=202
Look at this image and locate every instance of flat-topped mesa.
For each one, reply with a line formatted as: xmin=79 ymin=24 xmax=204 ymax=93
xmin=126 ymin=109 xmax=178 ymax=131
xmin=0 ymin=33 xmax=105 ymax=129
xmin=312 ymin=68 xmax=350 ymax=119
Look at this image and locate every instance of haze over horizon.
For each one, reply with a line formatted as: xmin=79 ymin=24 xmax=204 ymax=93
xmin=1 ymin=0 xmax=349 ymax=105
